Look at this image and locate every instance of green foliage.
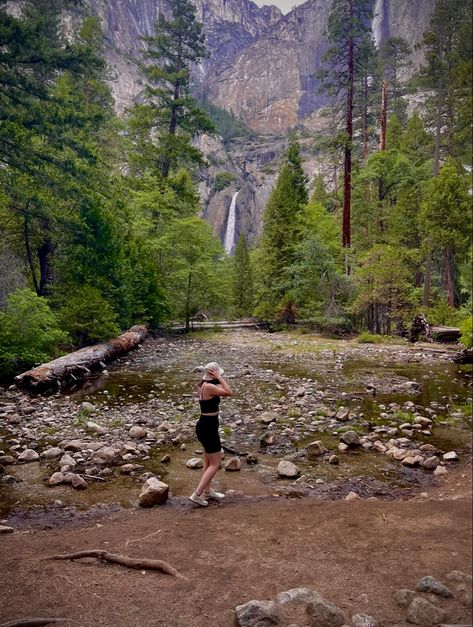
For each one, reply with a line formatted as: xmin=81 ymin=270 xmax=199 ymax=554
xmin=213 ymin=172 xmax=237 ymax=192
xmin=459 ymin=316 xmax=472 ymax=348
xmin=56 ymin=285 xmax=120 ymax=347
xmin=0 ymin=289 xmax=67 ymax=375
xmin=198 ymin=98 xmax=252 ymax=143
xmin=136 ymin=0 xmax=214 ymax=177
xmin=356 ymin=332 xmax=385 ymax=344
xmin=232 ymin=234 xmax=254 ymax=318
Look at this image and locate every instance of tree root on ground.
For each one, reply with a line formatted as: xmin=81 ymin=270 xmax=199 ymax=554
xmin=44 ymin=550 xmax=187 ymax=579
xmin=0 ymin=619 xmax=65 ymax=627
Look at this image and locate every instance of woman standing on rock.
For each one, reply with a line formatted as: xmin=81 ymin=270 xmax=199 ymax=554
xmin=189 ymin=362 xmax=232 ymax=507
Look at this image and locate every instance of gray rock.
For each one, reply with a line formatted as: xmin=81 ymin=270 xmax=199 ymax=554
xmin=339 ymin=431 xmax=360 ymax=447
xmin=306 ymin=440 xmax=325 ymax=458
xmin=139 ymin=478 xmax=169 ymax=507
xmin=395 ymin=589 xmax=416 ymax=609
xmin=415 ymin=576 xmax=453 ymax=598
xmin=260 ymin=412 xmax=277 ymax=425
xmin=18 ymin=449 xmax=39 ymax=462
xmin=334 ymin=408 xmax=350 ymax=422
xmin=406 ymin=597 xmax=447 ymax=625
xmin=422 ymin=456 xmax=439 ymax=470
xmin=434 ymin=465 xmax=448 ymax=476
xmin=0 ymin=525 xmax=14 ymax=534
xmin=129 ymin=425 xmax=146 ymax=439
xmin=275 ymin=587 xmax=321 ymax=606
xmin=71 ymin=474 xmax=87 ymax=490
xmin=306 ymin=595 xmax=345 ymax=627
xmin=442 ymin=451 xmax=459 ymax=462
xmin=41 ymin=447 xmax=63 ymax=460
xmin=86 ymin=421 xmax=108 ymax=435
xmin=328 ymin=455 xmax=339 ymax=465
xmin=20 ymin=405 xmax=36 ymax=415
xmin=352 ymin=614 xmax=379 ymax=627
xmin=89 ymin=446 xmax=119 ymax=465
xmin=48 ymin=472 xmax=65 ymax=486
xmin=59 ymin=453 xmax=76 ymax=468
xmin=235 ymin=600 xmax=287 ymax=627
xmin=63 ymin=440 xmax=84 ymax=451
xmin=260 ymin=431 xmax=276 ymax=446
xmin=80 ymin=402 xmax=95 ymax=412
xmin=225 ymin=456 xmax=242 ymax=471
xmin=277 ymin=460 xmax=300 ymax=479
xmin=186 ymin=458 xmax=204 ymax=469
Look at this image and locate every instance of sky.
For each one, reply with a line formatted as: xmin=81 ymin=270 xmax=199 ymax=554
xmin=253 ymin=0 xmax=307 ymax=15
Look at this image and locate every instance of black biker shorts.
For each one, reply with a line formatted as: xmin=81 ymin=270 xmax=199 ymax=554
xmin=195 ymin=414 xmax=221 ymax=454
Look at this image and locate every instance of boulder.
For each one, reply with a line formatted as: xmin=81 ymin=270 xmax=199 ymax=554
xmin=129 ymin=426 xmax=146 ymax=439
xmin=139 ymin=478 xmax=169 ymax=507
xmin=405 ymin=597 xmax=447 ymax=624
xmin=235 ymin=600 xmax=287 ymax=627
xmin=225 ymin=456 xmax=241 ymax=471
xmin=18 ymin=449 xmax=39 ymax=462
xmin=415 ymin=576 xmax=453 ymax=598
xmin=306 ymin=440 xmax=325 ymax=458
xmin=277 ymin=460 xmax=300 ymax=479
xmin=41 ymin=447 xmax=63 ymax=460
xmin=306 ymin=595 xmax=345 ymax=627
xmin=339 ymin=431 xmax=360 ymax=447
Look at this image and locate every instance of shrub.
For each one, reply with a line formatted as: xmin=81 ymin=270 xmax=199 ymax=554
xmin=0 ymin=289 xmax=67 ymax=376
xmin=57 ymin=285 xmax=120 ymax=347
xmin=213 ymin=172 xmax=237 ymax=192
xmin=357 ymin=331 xmax=384 ymax=344
xmin=459 ymin=315 xmax=472 ymax=348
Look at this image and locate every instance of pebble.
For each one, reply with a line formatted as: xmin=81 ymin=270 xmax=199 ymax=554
xmin=129 ymin=426 xmax=146 ymax=439
xmin=139 ymin=477 xmax=169 ymax=507
xmin=224 ymin=456 xmax=241 ymax=471
xmin=340 ymin=431 xmax=360 ymax=447
xmin=49 ymin=472 xmax=65 ymax=486
xmin=345 ymin=491 xmax=360 ymax=501
xmin=306 ymin=441 xmax=325 ymax=458
xmin=352 ymin=614 xmax=379 ymax=627
xmin=186 ymin=458 xmax=203 ymax=469
xmin=434 ymin=465 xmax=448 ymax=476
xmin=41 ymin=447 xmax=63 ymax=460
xmin=71 ymin=474 xmax=87 ymax=490
xmin=443 ymin=451 xmax=459 ymax=462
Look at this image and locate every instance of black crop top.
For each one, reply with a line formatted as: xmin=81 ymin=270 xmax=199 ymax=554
xmin=199 ymin=380 xmax=221 ymax=413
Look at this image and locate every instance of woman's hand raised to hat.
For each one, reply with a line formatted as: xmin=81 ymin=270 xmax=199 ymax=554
xmin=207 ymin=366 xmax=222 ymax=380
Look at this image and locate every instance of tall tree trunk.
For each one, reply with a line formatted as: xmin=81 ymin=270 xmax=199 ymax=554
xmin=361 ymin=74 xmax=369 ymax=160
xmin=342 ymin=0 xmax=354 ymax=258
xmin=433 ymin=80 xmax=443 ymax=176
xmin=443 ymin=247 xmax=455 ymax=307
xmin=423 ymin=239 xmax=432 ymax=307
xmin=161 ymin=38 xmax=182 ymax=178
xmin=379 ymin=79 xmax=388 ymax=151
xmin=23 ymin=213 xmax=40 ymax=295
xmin=37 ymin=234 xmax=54 ymax=296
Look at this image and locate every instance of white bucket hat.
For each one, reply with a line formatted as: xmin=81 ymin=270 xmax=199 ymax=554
xmin=202 ymin=361 xmax=224 ymax=381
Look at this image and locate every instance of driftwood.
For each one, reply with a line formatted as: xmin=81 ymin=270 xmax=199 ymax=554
xmin=410 ymin=314 xmax=460 ymax=344
xmin=45 ymin=550 xmax=186 ymax=579
xmin=453 ymin=347 xmax=473 ymax=364
xmin=15 ymin=325 xmax=147 ymax=393
xmin=0 ymin=620 xmax=65 ymax=627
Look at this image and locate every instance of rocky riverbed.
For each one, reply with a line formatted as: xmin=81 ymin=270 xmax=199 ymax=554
xmin=0 ymin=330 xmax=471 ymax=520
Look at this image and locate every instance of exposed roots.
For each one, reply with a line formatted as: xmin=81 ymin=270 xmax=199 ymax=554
xmin=45 ymin=550 xmax=187 ymax=580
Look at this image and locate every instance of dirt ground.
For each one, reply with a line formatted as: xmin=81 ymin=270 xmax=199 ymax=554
xmin=0 ymin=466 xmax=471 ymax=627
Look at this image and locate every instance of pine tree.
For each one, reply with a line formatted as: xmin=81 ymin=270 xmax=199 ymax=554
xmin=378 ymin=37 xmax=411 ymax=124
xmin=255 ymin=138 xmax=307 ymax=318
xmin=232 ymin=234 xmax=253 ymax=318
xmin=138 ymin=0 xmax=214 ymax=178
xmin=319 ymin=0 xmax=373 ymax=254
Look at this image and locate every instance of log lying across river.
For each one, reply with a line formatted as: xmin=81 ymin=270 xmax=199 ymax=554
xmin=15 ymin=325 xmax=148 ymax=393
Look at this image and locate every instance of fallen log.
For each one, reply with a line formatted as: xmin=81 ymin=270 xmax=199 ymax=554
xmin=453 ymin=347 xmax=473 ymax=364
xmin=15 ymin=325 xmax=147 ymax=393
xmin=45 ymin=549 xmax=186 ymax=579
xmin=430 ymin=325 xmax=461 ymax=343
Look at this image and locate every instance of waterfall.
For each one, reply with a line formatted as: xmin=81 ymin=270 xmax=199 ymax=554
xmin=372 ymin=0 xmax=385 ymax=48
xmin=224 ymin=191 xmax=238 ymax=255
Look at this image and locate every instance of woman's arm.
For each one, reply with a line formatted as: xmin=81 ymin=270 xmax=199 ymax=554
xmin=207 ymin=367 xmax=233 ymax=397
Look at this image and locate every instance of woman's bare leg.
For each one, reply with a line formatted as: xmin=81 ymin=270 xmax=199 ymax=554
xmin=195 ymin=451 xmax=221 ymax=495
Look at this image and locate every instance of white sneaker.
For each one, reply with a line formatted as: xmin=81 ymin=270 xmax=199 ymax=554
xmin=205 ymin=489 xmax=225 ymax=501
xmin=189 ymin=492 xmax=208 ymax=507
